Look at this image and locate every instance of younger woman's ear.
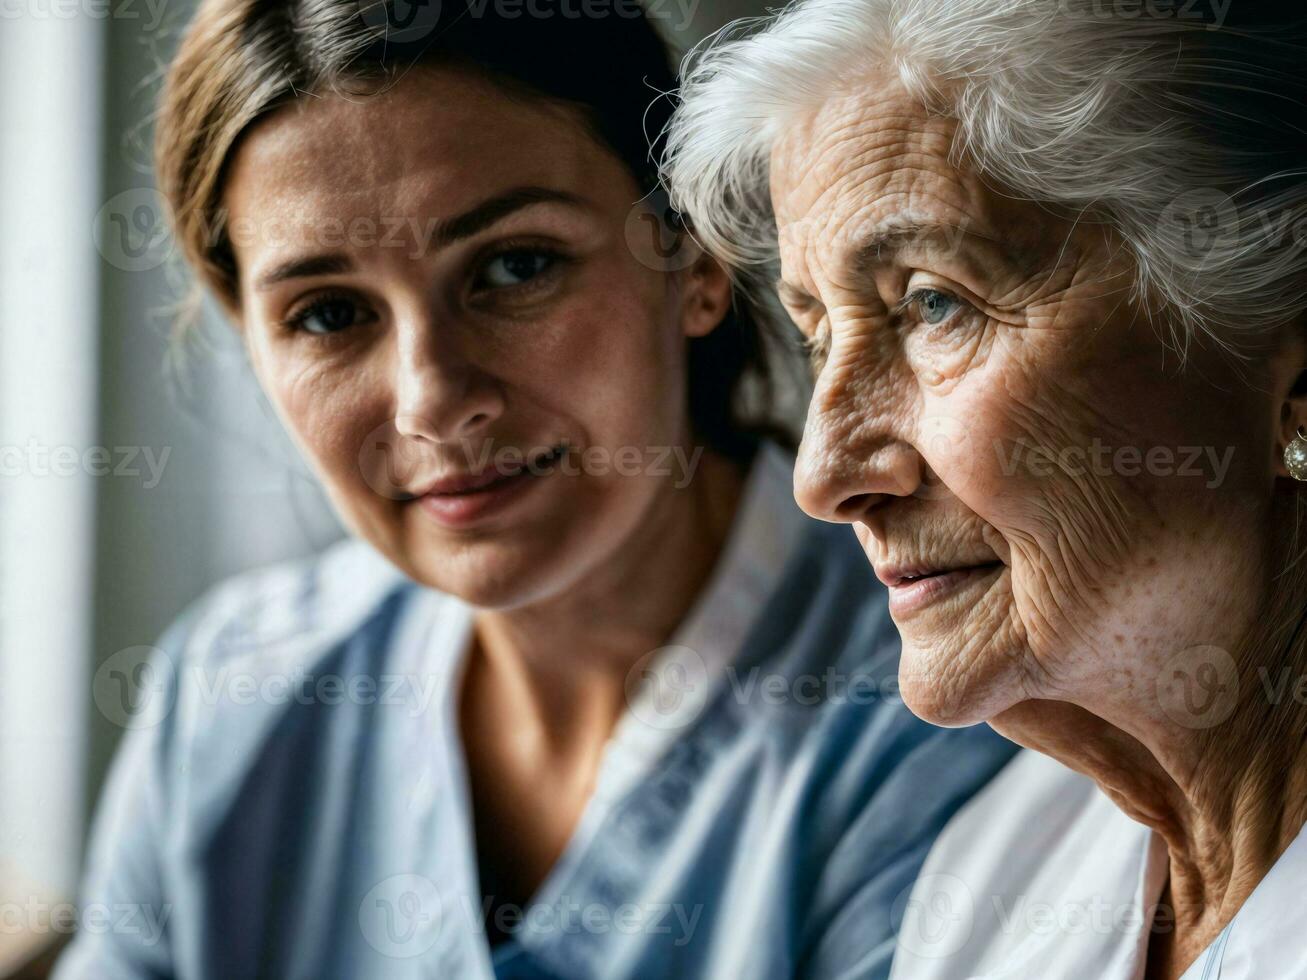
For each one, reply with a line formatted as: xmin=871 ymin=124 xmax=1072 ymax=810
xmin=679 ymin=251 xmax=733 ymax=339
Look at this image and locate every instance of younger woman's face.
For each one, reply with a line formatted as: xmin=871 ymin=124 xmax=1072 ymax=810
xmin=222 ymin=67 xmax=729 ymax=607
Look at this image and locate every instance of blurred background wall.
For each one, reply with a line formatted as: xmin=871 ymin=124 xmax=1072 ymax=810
xmin=0 ymin=0 xmax=771 ymax=972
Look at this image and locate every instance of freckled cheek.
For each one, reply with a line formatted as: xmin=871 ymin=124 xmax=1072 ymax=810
xmin=915 ymin=386 xmax=1009 ymax=507
xmin=550 ymin=296 xmax=686 ymax=449
xmin=947 ymin=389 xmax=1162 ymax=583
xmin=267 ymin=356 xmax=385 ymax=492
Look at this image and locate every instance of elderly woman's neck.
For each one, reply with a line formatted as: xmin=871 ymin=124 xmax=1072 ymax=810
xmin=1097 ymin=713 xmax=1307 ymax=979
xmin=993 ymin=572 xmax=1307 ymax=976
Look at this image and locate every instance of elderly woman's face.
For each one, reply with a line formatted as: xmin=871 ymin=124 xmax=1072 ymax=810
xmin=772 ymin=83 xmax=1287 ymax=727
xmin=222 ymin=67 xmax=723 ymax=608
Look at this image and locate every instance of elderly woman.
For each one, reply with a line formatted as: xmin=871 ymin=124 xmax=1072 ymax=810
xmin=52 ymin=1 xmax=1019 ymax=978
xmin=665 ymin=0 xmax=1307 ymax=977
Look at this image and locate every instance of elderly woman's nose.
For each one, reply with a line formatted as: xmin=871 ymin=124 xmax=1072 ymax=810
xmin=794 ymin=414 xmax=924 ymax=523
xmin=391 ymin=321 xmax=504 ymax=444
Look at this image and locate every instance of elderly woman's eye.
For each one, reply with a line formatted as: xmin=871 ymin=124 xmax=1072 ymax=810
xmin=910 ymin=287 xmax=964 ymax=325
xmin=475 ymin=248 xmax=559 ymax=290
xmin=283 ymin=293 xmax=369 ymax=336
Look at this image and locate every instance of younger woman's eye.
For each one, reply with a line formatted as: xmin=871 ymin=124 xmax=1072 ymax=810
xmin=911 ymin=288 xmax=963 ymax=325
xmin=475 ymin=249 xmax=557 ymax=290
xmin=283 ymin=294 xmax=365 ymax=336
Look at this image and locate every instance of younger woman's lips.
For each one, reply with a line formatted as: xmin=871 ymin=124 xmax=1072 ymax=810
xmin=885 ymin=562 xmax=1004 ymax=617
xmin=411 ymin=445 xmax=566 ymax=496
xmin=415 ymin=469 xmax=540 ymax=528
xmin=411 ymin=447 xmax=565 ymax=529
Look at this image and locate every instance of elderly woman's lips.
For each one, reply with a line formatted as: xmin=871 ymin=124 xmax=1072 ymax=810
xmin=883 ymin=562 xmax=1005 ymax=618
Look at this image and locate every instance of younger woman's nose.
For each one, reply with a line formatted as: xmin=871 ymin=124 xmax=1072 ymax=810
xmin=391 ymin=321 xmax=505 ymax=445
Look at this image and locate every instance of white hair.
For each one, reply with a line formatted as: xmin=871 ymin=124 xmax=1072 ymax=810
xmin=662 ymin=0 xmax=1307 ymax=357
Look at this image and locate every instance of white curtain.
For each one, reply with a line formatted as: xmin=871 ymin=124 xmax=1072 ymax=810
xmin=0 ymin=8 xmax=105 ymax=971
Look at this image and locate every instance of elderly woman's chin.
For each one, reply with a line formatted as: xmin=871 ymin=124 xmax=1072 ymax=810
xmin=895 ymin=620 xmax=1029 ymax=729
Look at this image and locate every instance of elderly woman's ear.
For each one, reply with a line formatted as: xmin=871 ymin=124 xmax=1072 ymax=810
xmin=1274 ymin=317 xmax=1307 ymax=473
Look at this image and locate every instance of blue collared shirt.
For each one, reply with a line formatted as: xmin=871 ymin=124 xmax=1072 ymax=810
xmin=56 ymin=443 xmax=1017 ymax=979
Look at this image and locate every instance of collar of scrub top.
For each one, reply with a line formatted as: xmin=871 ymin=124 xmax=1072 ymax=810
xmin=390 ymin=437 xmax=809 ymax=794
xmin=1176 ymin=818 xmax=1307 ymax=980
xmin=591 ymin=438 xmax=810 ymax=804
xmin=381 ymin=439 xmax=809 ymax=979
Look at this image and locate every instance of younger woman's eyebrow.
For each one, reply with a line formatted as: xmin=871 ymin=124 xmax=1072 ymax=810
xmin=435 ymin=185 xmax=589 ymax=245
xmin=251 ymin=186 xmax=591 ymax=292
xmin=254 ymin=254 xmax=354 ymax=292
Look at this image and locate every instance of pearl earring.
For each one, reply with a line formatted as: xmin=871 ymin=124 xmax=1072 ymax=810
xmin=1286 ymin=425 xmax=1307 ymax=481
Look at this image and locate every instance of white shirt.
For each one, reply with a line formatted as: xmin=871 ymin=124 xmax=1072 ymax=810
xmin=890 ymin=749 xmax=1307 ymax=980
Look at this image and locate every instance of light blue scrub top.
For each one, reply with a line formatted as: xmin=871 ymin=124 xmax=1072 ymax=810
xmin=55 ymin=442 xmax=1017 ymax=980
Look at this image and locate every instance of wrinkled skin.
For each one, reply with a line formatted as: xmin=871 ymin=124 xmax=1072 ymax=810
xmin=772 ymin=83 xmax=1291 ymax=732
xmin=770 ymin=80 xmax=1307 ymax=976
